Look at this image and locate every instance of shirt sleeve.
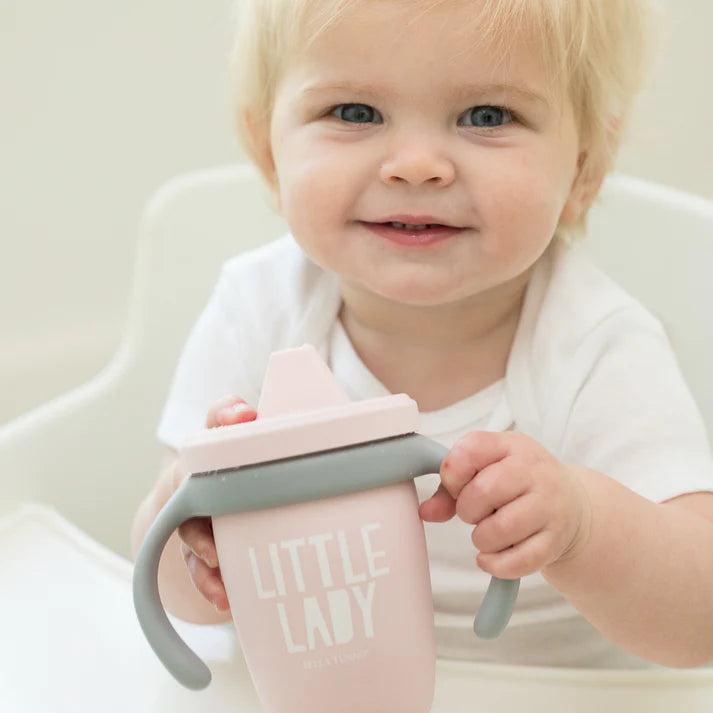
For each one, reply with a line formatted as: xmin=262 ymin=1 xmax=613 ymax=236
xmin=156 ymin=271 xmax=261 ymax=451
xmin=154 ymin=235 xmax=340 ymax=451
xmin=557 ymin=314 xmax=713 ymax=503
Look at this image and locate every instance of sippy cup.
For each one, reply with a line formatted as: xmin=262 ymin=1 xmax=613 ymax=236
xmin=133 ymin=345 xmax=520 ymax=713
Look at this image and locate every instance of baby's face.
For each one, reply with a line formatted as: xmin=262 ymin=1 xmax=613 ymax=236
xmin=266 ymin=0 xmax=587 ymax=308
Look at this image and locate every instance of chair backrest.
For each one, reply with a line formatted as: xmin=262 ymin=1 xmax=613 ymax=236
xmin=1 ymin=167 xmax=710 ymax=555
xmin=583 ymin=174 xmax=713 ymax=444
xmin=0 ymin=165 xmax=287 ymax=555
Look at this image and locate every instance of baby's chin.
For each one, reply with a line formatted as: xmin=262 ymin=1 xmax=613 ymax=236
xmin=355 ymin=273 xmax=488 ymax=309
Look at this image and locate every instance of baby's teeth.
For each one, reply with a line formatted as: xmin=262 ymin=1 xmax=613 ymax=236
xmin=391 ymin=222 xmax=429 ymax=230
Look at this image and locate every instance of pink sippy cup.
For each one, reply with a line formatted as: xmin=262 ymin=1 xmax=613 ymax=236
xmin=133 ymin=345 xmax=520 ymax=712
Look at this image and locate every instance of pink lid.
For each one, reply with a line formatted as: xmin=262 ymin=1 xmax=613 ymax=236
xmin=180 ymin=345 xmax=419 ymax=474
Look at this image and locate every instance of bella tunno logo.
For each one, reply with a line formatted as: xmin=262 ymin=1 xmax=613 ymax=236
xmin=248 ymin=523 xmax=390 ymax=653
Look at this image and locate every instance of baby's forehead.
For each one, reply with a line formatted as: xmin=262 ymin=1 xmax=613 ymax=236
xmin=300 ymin=2 xmax=557 ymax=67
xmin=291 ymin=0 xmax=562 ymax=99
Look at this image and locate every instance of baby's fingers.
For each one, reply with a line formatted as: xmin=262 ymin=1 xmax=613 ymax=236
xmin=178 ymin=517 xmax=218 ymax=568
xmin=206 ymin=395 xmax=257 ymax=428
xmin=441 ymin=431 xmax=511 ymax=500
xmin=476 ymin=529 xmax=555 ymax=579
xmin=181 ymin=543 xmax=230 ymax=611
xmin=419 ymin=483 xmax=456 ymax=522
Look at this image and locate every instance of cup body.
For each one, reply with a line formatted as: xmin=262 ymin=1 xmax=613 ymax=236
xmin=213 ymin=480 xmax=435 ymax=713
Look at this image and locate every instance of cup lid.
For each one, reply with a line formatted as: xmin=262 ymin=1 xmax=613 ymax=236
xmin=180 ymin=345 xmax=419 ymax=474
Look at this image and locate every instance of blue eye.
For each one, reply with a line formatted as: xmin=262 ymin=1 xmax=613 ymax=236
xmin=331 ymin=103 xmax=383 ymax=123
xmin=460 ymin=106 xmax=512 ymax=128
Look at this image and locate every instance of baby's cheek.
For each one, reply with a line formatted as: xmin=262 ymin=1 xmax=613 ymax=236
xmin=283 ymin=161 xmax=341 ymax=226
xmin=502 ymin=179 xmax=566 ymax=253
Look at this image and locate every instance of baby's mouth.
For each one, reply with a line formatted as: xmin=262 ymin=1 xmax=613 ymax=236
xmin=385 ymin=221 xmax=447 ymax=231
xmin=361 ymin=220 xmax=461 ymax=231
xmin=359 ymin=220 xmax=464 ymax=245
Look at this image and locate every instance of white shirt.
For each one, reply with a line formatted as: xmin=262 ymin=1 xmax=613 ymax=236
xmin=158 ymin=234 xmax=713 ymax=667
xmin=328 ymin=320 xmax=640 ymax=668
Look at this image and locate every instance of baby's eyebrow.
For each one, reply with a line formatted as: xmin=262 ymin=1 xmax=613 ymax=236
xmin=301 ymin=81 xmax=387 ymax=98
xmin=301 ymin=81 xmax=546 ymax=107
xmin=449 ymin=83 xmax=547 ymax=107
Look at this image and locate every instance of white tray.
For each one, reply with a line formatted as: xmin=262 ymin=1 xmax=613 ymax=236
xmin=2 ymin=503 xmax=711 ymax=712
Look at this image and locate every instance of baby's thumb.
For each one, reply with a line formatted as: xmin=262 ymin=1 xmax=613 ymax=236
xmin=418 ymin=483 xmax=457 ymax=523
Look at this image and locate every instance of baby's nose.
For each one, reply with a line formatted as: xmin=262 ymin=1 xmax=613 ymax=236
xmin=379 ymin=141 xmax=456 ymax=187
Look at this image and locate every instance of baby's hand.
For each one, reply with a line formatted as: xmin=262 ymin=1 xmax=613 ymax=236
xmin=176 ymin=395 xmax=257 ymax=611
xmin=419 ymin=431 xmax=591 ymax=579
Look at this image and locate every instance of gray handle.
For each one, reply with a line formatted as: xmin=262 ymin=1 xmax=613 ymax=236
xmin=133 ymin=434 xmax=520 ymax=689
xmin=132 ymin=479 xmax=212 ymax=689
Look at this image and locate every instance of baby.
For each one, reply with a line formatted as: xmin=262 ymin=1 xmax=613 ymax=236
xmin=132 ymin=0 xmax=713 ymax=669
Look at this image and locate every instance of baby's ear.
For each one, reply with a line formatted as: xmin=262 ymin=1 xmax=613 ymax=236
xmin=559 ymin=150 xmax=606 ymax=225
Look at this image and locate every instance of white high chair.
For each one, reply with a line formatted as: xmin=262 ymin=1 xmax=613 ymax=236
xmin=1 ymin=164 xmax=713 ymax=712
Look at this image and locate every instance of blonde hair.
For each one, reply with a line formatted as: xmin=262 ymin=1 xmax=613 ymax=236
xmin=230 ymin=0 xmax=658 ymax=235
